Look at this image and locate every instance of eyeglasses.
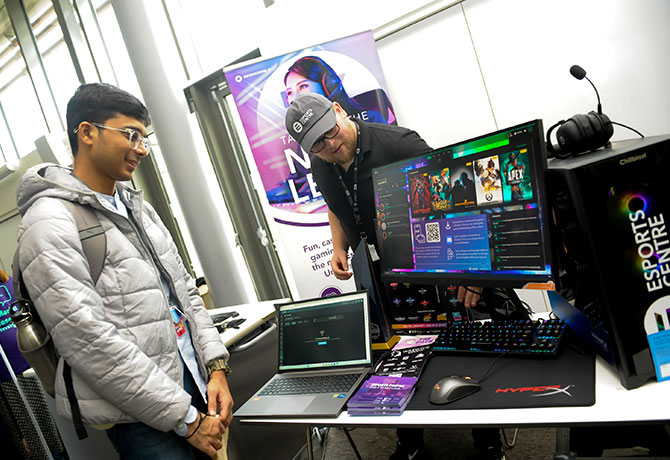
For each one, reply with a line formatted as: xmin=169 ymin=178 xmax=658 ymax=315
xmin=310 ymin=123 xmax=340 ymax=153
xmin=75 ymin=122 xmax=151 ymax=151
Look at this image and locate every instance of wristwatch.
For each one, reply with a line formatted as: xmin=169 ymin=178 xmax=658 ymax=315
xmin=207 ymin=358 xmax=232 ymax=377
xmin=175 ymin=405 xmax=198 ymax=436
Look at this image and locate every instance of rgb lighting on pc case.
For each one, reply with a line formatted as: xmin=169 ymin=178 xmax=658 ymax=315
xmin=547 ymin=134 xmax=670 ymax=389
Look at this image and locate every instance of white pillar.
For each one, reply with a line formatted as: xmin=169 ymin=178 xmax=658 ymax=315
xmin=111 ymin=0 xmax=249 ymax=306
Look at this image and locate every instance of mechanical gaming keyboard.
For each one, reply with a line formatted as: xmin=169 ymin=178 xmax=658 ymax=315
xmin=431 ymin=318 xmax=567 ymax=357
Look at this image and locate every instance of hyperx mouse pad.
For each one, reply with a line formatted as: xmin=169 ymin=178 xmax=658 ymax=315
xmin=409 ymin=344 xmax=595 ymax=410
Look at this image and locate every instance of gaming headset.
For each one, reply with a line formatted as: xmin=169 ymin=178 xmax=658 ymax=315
xmin=546 ymin=65 xmax=615 ymax=159
xmin=546 ymin=110 xmax=614 ymax=159
xmin=299 ymin=56 xmax=344 ymax=100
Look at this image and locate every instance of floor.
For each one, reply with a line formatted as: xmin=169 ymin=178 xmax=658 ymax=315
xmin=296 ymin=426 xmax=558 ymax=460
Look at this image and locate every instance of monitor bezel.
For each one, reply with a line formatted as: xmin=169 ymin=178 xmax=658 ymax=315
xmin=374 ymin=119 xmax=555 ymax=290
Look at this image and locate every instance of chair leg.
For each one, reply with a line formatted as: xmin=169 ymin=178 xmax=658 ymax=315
xmin=306 ymin=426 xmax=314 ymax=460
xmin=341 ymin=428 xmax=364 ymax=460
xmin=554 ymin=427 xmax=577 ymax=460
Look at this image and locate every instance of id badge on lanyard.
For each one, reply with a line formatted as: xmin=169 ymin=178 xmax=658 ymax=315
xmin=338 ymin=120 xmax=379 ymax=262
xmin=170 ymin=306 xmax=187 ymax=338
xmin=367 ymin=241 xmax=380 ymax=262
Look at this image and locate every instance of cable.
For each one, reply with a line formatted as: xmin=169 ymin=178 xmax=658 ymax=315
xmin=520 ymin=299 xmax=534 ymax=316
xmin=319 ymin=427 xmax=330 ymax=460
xmin=477 ymin=352 xmax=507 ymax=383
xmin=611 ymin=121 xmax=644 ymax=138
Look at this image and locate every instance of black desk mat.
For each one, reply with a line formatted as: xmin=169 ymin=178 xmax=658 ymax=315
xmin=408 ymin=345 xmax=595 ymax=410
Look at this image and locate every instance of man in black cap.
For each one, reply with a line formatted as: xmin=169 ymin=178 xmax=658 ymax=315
xmin=285 ymin=92 xmax=430 ymax=282
xmin=285 ymin=93 xmax=506 ymax=460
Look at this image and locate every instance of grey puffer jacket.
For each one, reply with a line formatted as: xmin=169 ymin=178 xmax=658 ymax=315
xmin=15 ymin=163 xmax=229 ymax=432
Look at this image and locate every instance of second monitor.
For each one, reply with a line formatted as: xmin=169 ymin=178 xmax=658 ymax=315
xmin=372 ymin=119 xmax=554 ymax=289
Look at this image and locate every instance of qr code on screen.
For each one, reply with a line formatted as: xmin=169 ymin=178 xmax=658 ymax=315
xmin=425 ymin=222 xmax=440 ymax=243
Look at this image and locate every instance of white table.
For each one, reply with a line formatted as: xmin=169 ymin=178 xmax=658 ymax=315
xmin=239 ymin=355 xmax=668 ymax=429
xmin=207 ymin=299 xmax=286 ymax=347
xmin=238 ymin=318 xmax=670 ymax=459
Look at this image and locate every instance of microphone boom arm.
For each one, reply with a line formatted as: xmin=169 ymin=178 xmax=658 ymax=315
xmin=583 ymin=76 xmax=602 ymax=114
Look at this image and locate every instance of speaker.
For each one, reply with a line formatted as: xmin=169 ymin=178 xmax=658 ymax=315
xmin=547 ymin=134 xmax=670 ymax=389
xmin=546 ymin=111 xmax=614 ymax=159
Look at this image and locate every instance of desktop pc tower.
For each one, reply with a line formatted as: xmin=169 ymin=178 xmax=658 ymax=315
xmin=546 ymin=134 xmax=670 ymax=389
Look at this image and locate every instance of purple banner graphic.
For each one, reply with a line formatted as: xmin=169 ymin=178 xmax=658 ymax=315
xmin=224 ymin=32 xmax=394 ymax=298
xmin=225 ymin=31 xmax=395 ymax=215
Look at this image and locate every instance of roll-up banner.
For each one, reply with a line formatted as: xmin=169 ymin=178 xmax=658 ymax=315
xmin=225 ymin=31 xmax=396 ymax=299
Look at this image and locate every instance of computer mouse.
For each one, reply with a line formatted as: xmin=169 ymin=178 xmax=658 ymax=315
xmin=429 ymin=375 xmax=481 ymax=405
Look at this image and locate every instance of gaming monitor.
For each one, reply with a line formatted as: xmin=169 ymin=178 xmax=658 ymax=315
xmin=372 ymin=120 xmax=554 ymax=289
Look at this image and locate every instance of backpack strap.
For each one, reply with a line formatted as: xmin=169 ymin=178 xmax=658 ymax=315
xmin=63 ymin=362 xmax=88 ymax=440
xmin=60 ymin=200 xmax=107 ymax=440
xmin=12 ymin=200 xmax=106 ymax=312
xmin=11 ymin=247 xmax=28 ymax=300
xmin=61 ymin=200 xmax=106 ymax=285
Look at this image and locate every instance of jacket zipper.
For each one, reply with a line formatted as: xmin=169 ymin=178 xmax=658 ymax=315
xmin=126 ymin=197 xmax=207 ymax=379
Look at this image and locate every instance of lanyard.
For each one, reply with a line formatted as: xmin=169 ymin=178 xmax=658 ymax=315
xmin=335 ymin=120 xmax=366 ymax=240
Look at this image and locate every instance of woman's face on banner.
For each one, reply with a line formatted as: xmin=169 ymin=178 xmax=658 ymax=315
xmin=285 ymin=71 xmax=326 ymax=105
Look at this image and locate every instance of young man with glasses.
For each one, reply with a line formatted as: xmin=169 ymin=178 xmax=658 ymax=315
xmin=15 ymin=83 xmax=232 ymax=459
xmin=285 ymin=93 xmax=506 ymax=460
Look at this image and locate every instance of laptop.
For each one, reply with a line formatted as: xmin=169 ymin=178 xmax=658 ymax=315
xmin=234 ymin=291 xmax=373 ymax=418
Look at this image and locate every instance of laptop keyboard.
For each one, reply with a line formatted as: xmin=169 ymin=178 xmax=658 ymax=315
xmin=258 ymin=373 xmax=362 ymax=396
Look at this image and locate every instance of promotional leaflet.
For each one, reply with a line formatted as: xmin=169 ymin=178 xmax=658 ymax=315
xmin=347 ymin=375 xmax=418 ymax=415
xmin=347 ymin=388 xmax=415 ymax=416
xmin=376 ymin=345 xmax=433 ymax=378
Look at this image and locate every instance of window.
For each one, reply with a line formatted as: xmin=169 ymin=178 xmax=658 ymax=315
xmin=29 ymin=2 xmax=80 ymax=116
xmin=0 ymin=0 xmax=48 ymax=161
xmin=93 ymin=0 xmax=141 ymax=95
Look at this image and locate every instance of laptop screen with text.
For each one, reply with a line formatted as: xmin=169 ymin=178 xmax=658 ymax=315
xmin=278 ymin=292 xmax=371 ymax=372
